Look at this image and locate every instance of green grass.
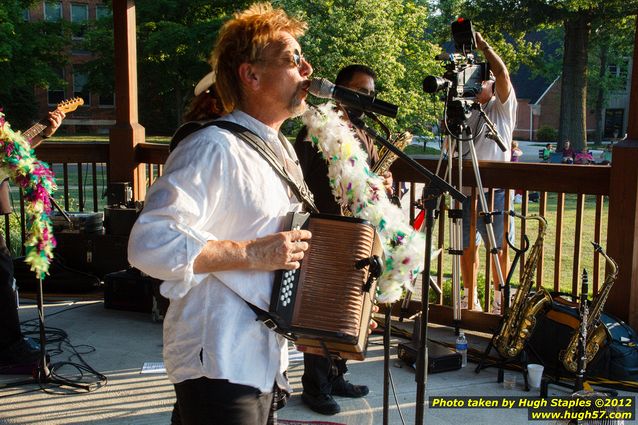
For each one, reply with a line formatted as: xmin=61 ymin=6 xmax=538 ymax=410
xmin=50 ymin=135 xmax=170 ymax=144
xmin=404 ymin=144 xmax=440 ymax=155
xmin=425 ymin=192 xmax=608 ymax=307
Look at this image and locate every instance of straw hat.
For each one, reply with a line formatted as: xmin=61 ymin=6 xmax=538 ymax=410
xmin=194 ymin=71 xmax=215 ymax=96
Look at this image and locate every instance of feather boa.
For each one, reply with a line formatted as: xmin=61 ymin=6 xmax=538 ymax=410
xmin=302 ymin=103 xmax=425 ymax=303
xmin=0 ymin=113 xmax=57 ymax=278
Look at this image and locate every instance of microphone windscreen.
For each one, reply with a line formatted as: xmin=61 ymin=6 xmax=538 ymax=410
xmin=308 ymin=78 xmax=334 ymax=98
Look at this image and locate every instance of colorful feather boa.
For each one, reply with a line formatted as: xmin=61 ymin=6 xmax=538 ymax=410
xmin=0 ymin=113 xmax=57 ymax=278
xmin=302 ymin=103 xmax=424 ymax=303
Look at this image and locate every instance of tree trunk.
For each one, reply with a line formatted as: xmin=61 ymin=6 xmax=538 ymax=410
xmin=558 ymin=14 xmax=591 ymax=151
xmin=594 ymin=41 xmax=608 ymax=144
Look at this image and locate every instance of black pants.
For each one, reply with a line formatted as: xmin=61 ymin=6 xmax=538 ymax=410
xmin=0 ymin=234 xmax=20 ymax=349
xmin=301 ymin=353 xmax=347 ymax=396
xmin=171 ymin=377 xmax=274 ymax=425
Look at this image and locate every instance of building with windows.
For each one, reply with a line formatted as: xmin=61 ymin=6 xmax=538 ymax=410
xmin=512 ymin=60 xmax=633 ymax=142
xmin=27 ymin=1 xmax=115 ymax=135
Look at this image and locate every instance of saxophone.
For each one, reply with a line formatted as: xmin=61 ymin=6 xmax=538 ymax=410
xmin=560 ymin=243 xmax=618 ymax=373
xmin=494 ymin=214 xmax=552 ymax=359
xmin=372 ymin=131 xmax=413 ymax=175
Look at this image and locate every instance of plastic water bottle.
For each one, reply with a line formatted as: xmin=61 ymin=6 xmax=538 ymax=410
xmin=456 ymin=332 xmax=468 ymax=367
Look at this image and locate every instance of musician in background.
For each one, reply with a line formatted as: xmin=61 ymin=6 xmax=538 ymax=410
xmin=128 ymin=4 xmax=314 ymax=424
xmin=294 ymin=64 xmax=389 ymax=415
xmin=0 ymin=109 xmax=65 ymax=369
xmin=183 ymin=72 xmax=224 ymax=122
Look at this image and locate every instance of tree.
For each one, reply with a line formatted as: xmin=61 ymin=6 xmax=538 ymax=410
xmin=0 ymin=0 xmax=69 ymax=128
xmin=467 ymin=0 xmax=638 ymax=150
xmin=280 ymin=0 xmax=442 ymax=136
xmin=82 ymin=1 xmax=252 ymax=134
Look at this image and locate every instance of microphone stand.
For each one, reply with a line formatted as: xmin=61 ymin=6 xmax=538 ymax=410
xmin=349 ymin=115 xmax=465 ymax=425
xmin=0 ymin=195 xmax=89 ymax=391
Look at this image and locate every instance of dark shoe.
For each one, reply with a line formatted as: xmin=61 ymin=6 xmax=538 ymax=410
xmin=301 ymin=392 xmax=341 ymax=415
xmin=331 ymin=380 xmax=369 ymax=398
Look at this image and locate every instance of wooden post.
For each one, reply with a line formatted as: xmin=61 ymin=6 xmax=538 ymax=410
xmin=605 ymin=16 xmax=638 ymax=329
xmin=109 ymin=0 xmax=146 ymax=202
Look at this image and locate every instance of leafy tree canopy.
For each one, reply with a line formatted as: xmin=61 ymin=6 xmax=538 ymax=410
xmin=279 ymin=0 xmax=442 ymax=136
xmin=0 ymin=0 xmax=69 ymax=128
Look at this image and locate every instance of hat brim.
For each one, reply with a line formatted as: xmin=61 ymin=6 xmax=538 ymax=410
xmin=194 ymin=71 xmax=215 ymax=96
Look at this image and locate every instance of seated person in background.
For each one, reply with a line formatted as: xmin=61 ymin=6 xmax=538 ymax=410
xmin=561 ymin=140 xmax=575 ymax=164
xmin=511 ymin=141 xmax=523 ymax=162
xmin=542 ymin=143 xmax=553 ymax=162
xmin=574 ymin=147 xmax=593 ymax=165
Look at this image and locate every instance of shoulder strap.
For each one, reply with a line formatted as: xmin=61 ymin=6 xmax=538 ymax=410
xmin=169 ymin=119 xmax=318 ymax=213
xmin=212 ymin=121 xmax=318 ymax=213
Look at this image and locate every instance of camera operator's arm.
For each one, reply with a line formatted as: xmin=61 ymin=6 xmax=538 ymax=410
xmin=475 ymin=32 xmax=512 ymax=103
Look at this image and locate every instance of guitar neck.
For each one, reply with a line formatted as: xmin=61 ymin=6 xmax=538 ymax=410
xmin=22 ymin=121 xmax=49 ymax=147
xmin=19 ymin=97 xmax=83 ymax=147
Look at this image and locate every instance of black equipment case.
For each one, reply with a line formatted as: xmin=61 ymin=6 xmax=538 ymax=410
xmin=398 ymin=341 xmax=462 ymax=373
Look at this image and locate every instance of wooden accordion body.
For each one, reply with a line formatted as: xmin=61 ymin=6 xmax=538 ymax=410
xmin=269 ymin=212 xmax=382 ymax=360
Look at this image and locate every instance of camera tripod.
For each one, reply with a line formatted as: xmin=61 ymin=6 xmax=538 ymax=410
xmin=434 ymin=116 xmax=507 ymax=332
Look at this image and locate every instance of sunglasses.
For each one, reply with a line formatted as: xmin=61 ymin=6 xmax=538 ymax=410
xmin=290 ymin=49 xmax=305 ymax=69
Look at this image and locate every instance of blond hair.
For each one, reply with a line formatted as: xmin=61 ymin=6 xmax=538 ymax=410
xmin=211 ymin=3 xmax=307 ymax=113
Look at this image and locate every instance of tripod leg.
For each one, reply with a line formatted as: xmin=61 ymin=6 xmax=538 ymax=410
xmin=466 ymin=140 xmax=506 ymax=298
xmin=474 ymin=334 xmax=496 ymax=373
xmin=448 ymin=136 xmax=463 ymax=332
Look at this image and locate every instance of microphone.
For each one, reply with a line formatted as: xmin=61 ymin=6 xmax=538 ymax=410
xmin=307 ymin=78 xmax=398 ymax=118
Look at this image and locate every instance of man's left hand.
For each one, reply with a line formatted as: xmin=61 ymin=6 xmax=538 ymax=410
xmin=41 ymin=109 xmax=66 ymax=138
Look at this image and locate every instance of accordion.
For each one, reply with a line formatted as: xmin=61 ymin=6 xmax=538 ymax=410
xmin=269 ymin=212 xmax=382 ymax=360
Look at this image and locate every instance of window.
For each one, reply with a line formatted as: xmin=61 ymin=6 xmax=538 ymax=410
xmin=44 ymin=1 xmax=62 ymax=22
xmin=96 ymin=5 xmax=111 ymax=20
xmin=71 ymin=3 xmax=88 ymax=38
xmin=22 ymin=8 xmax=30 ymax=21
xmin=73 ymin=70 xmax=90 ymax=105
xmin=604 ymin=109 xmax=624 ymax=138
xmin=48 ymin=69 xmax=65 ymax=106
xmin=98 ymin=93 xmax=114 ymax=107
xmin=608 ymin=64 xmax=619 ymax=77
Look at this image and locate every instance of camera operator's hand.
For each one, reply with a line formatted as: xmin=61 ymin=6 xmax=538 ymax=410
xmin=475 ymin=32 xmax=511 ymax=103
xmin=475 ymin=32 xmax=490 ymax=52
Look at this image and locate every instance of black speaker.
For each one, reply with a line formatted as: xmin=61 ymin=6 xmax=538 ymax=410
xmin=54 ymin=232 xmax=129 ymax=277
xmin=104 ymin=268 xmax=167 ymax=315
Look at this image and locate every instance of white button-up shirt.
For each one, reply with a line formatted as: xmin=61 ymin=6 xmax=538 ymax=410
xmin=128 ymin=110 xmax=302 ymax=393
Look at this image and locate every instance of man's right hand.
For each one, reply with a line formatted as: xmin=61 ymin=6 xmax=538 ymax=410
xmin=247 ymin=229 xmax=312 ymax=271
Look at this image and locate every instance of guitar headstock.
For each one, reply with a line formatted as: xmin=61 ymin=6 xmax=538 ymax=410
xmin=56 ymin=97 xmax=85 ymax=114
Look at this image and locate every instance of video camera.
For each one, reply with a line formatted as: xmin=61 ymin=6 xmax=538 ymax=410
xmin=422 ymin=18 xmax=490 ymax=132
xmin=423 ymin=18 xmax=489 ymax=99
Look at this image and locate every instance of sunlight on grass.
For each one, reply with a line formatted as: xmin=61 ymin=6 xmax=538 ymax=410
xmin=427 ymin=192 xmax=608 ymax=307
xmin=49 ymin=135 xmax=170 ymax=144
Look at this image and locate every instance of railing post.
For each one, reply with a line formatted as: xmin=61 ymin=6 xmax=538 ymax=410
xmin=109 ymin=0 xmax=146 ymax=202
xmin=606 ymin=16 xmax=638 ymax=330
xmin=606 ymin=145 xmax=638 ymax=329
